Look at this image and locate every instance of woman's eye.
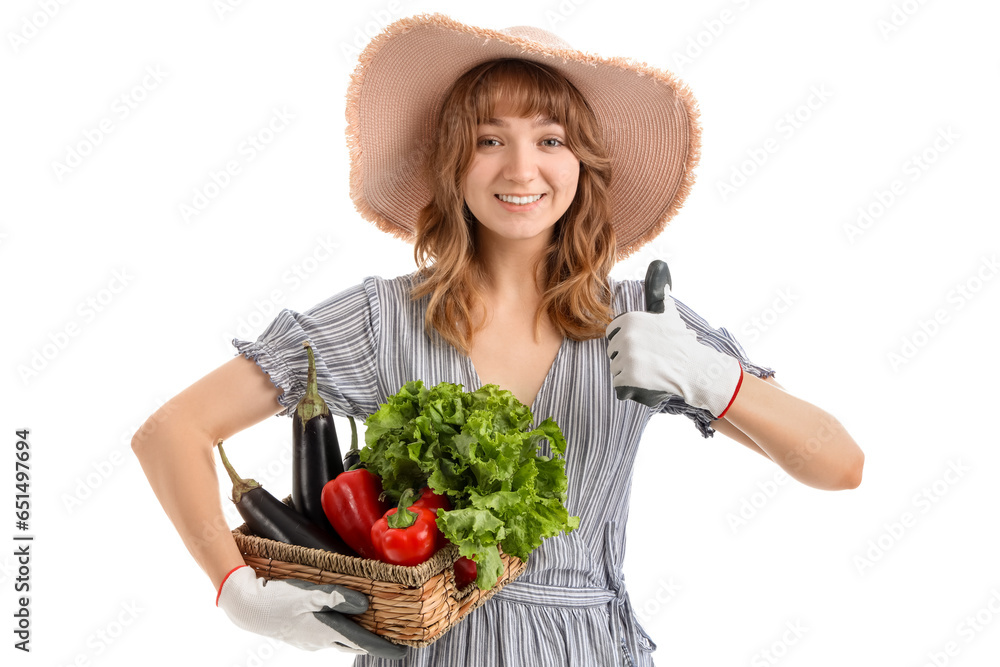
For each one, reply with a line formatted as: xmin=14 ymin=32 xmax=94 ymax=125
xmin=476 ymin=137 xmax=564 ymax=148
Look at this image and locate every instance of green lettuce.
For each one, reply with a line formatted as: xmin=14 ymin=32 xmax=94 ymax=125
xmin=360 ymin=380 xmax=580 ymax=589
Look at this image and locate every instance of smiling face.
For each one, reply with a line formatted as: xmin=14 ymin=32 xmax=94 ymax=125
xmin=462 ymin=107 xmax=581 ymax=254
xmin=414 ymin=58 xmax=617 ymax=353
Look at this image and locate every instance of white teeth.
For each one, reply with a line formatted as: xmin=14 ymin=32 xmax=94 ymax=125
xmin=498 ymin=194 xmax=542 ymax=205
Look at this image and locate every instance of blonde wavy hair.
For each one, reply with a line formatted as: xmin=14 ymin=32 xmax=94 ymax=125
xmin=412 ymin=58 xmax=616 ymax=355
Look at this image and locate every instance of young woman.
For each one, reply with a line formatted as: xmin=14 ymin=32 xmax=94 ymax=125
xmin=133 ymin=14 xmax=864 ymax=667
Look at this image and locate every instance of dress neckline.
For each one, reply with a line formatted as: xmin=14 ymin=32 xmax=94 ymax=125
xmin=462 ymin=336 xmax=568 ymax=417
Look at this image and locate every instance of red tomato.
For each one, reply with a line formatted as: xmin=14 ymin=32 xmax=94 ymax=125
xmin=411 ymin=486 xmax=451 ymax=512
xmin=453 ymin=556 xmax=477 ymax=589
xmin=412 ymin=487 xmax=451 ymax=549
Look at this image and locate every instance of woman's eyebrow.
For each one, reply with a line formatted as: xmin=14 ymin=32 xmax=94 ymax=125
xmin=481 ymin=117 xmax=559 ymax=127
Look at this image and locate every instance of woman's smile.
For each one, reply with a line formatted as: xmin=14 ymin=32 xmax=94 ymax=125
xmin=494 ymin=192 xmax=546 ymax=211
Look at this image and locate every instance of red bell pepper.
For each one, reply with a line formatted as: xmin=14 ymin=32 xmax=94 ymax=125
xmin=321 ymin=468 xmax=391 ymax=560
xmin=370 ymin=489 xmax=441 ymax=566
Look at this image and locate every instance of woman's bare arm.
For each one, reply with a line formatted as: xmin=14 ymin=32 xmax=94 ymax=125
xmin=131 ymin=355 xmax=284 ymax=591
xmin=710 ymin=375 xmax=785 ymax=457
xmin=713 ymin=372 xmax=864 ymax=491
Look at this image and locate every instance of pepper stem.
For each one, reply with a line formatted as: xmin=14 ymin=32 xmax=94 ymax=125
xmin=296 ymin=341 xmax=330 ymax=426
xmin=216 ymin=440 xmax=260 ymax=504
xmin=386 ymin=488 xmax=419 ymax=529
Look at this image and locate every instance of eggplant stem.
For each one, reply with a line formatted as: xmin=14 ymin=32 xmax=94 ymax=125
xmin=296 ymin=341 xmax=330 ymax=427
xmin=216 ymin=440 xmax=260 ymax=504
xmin=343 ymin=416 xmax=363 ymax=471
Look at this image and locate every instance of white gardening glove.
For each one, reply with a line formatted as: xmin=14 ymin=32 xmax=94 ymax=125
xmin=606 ymin=260 xmax=744 ymax=418
xmin=216 ymin=566 xmax=406 ymax=659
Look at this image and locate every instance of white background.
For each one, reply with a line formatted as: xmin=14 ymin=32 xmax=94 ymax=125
xmin=3 ymin=1 xmax=999 ymax=665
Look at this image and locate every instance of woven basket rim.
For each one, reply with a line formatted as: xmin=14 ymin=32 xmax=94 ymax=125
xmin=229 ymin=494 xmax=530 ymax=647
xmin=231 ymin=495 xmax=463 ymax=588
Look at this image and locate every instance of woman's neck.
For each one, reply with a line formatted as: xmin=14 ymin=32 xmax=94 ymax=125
xmin=475 ymin=228 xmax=551 ymax=302
xmin=478 ymin=246 xmax=547 ymax=303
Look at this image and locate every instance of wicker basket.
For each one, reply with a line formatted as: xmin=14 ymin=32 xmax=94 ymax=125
xmin=231 ymin=499 xmax=527 ymax=648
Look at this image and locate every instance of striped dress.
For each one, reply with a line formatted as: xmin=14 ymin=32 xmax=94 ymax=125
xmin=232 ymin=271 xmax=775 ymax=667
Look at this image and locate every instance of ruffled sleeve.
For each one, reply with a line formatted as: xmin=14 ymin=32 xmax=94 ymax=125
xmin=231 ymin=277 xmax=383 ymax=418
xmin=658 ymin=296 xmax=776 ymax=438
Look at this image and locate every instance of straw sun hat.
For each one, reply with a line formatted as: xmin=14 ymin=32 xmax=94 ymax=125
xmin=345 ymin=13 xmax=702 ymax=261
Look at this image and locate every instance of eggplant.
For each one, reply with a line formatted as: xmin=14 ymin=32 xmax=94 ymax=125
xmin=292 ymin=341 xmax=344 ymax=535
xmin=217 ymin=440 xmax=355 ymax=555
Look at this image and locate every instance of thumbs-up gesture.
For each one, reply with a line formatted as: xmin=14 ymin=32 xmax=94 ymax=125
xmin=605 ymin=260 xmax=744 ymax=418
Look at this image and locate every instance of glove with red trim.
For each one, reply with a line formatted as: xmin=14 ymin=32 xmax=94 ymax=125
xmin=216 ymin=565 xmax=406 ymax=659
xmin=605 ymin=261 xmax=744 ymax=418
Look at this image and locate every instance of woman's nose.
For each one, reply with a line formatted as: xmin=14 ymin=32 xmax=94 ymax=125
xmin=502 ymin=143 xmax=539 ymax=183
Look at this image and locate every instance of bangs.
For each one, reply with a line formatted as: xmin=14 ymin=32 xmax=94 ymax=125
xmin=468 ymin=59 xmax=578 ymax=125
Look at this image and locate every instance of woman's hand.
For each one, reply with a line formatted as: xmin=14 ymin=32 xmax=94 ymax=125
xmin=605 ymin=261 xmax=743 ymax=418
xmin=217 ymin=566 xmax=407 ymax=659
